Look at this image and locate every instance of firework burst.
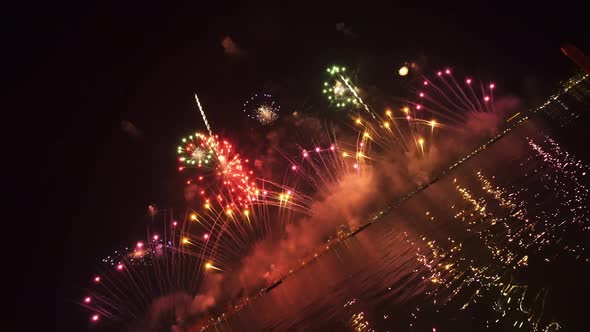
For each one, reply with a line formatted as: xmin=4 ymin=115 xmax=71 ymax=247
xmin=243 ymin=93 xmax=280 ymax=126
xmin=322 ymin=66 xmax=358 ymax=109
xmin=177 ymin=132 xmax=215 ymax=168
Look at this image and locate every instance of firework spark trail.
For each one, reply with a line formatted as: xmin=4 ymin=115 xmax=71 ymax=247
xmin=350 ymin=67 xmax=499 ymax=158
xmin=323 ymin=66 xmax=378 ymax=121
xmin=195 ymin=94 xmax=213 ymax=136
xmin=82 ymin=227 xmax=195 ymax=325
xmin=416 ymin=70 xmax=496 ymax=128
xmin=420 ymin=75 xmax=472 ymax=120
xmin=339 ymin=73 xmax=378 ymax=121
xmin=327 ymin=67 xmax=477 ymax=156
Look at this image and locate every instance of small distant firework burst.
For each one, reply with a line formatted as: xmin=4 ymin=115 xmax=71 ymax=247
xmin=255 ymin=104 xmax=278 ymax=125
xmin=323 ymin=65 xmax=358 ymax=109
xmin=177 ymin=132 xmax=215 ymax=167
xmin=243 ymin=93 xmax=280 ymax=125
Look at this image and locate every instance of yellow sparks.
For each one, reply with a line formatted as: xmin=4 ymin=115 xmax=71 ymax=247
xmin=204 ymin=262 xmax=222 ymax=271
xmin=506 ymin=112 xmax=521 ymax=122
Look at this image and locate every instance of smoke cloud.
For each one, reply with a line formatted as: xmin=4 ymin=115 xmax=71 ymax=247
xmin=221 ymin=36 xmax=243 ymax=56
xmin=233 ymin=95 xmax=522 ymax=292
xmin=336 ymin=22 xmax=357 ymax=38
xmin=141 ymin=274 xmax=225 ymax=332
xmin=121 ymin=120 xmax=142 ymax=139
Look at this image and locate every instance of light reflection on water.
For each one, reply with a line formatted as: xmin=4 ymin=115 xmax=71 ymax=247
xmin=210 ymin=121 xmax=590 ymax=332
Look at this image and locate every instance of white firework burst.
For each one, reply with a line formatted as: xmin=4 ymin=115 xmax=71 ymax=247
xmin=243 ymin=93 xmax=280 ymax=126
xmin=255 ymin=105 xmax=279 ymax=125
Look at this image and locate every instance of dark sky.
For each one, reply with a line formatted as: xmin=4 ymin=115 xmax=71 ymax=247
xmin=13 ymin=2 xmax=587 ymax=331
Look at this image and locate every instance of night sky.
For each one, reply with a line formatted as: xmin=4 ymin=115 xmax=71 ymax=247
xmin=15 ymin=2 xmax=587 ymax=331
